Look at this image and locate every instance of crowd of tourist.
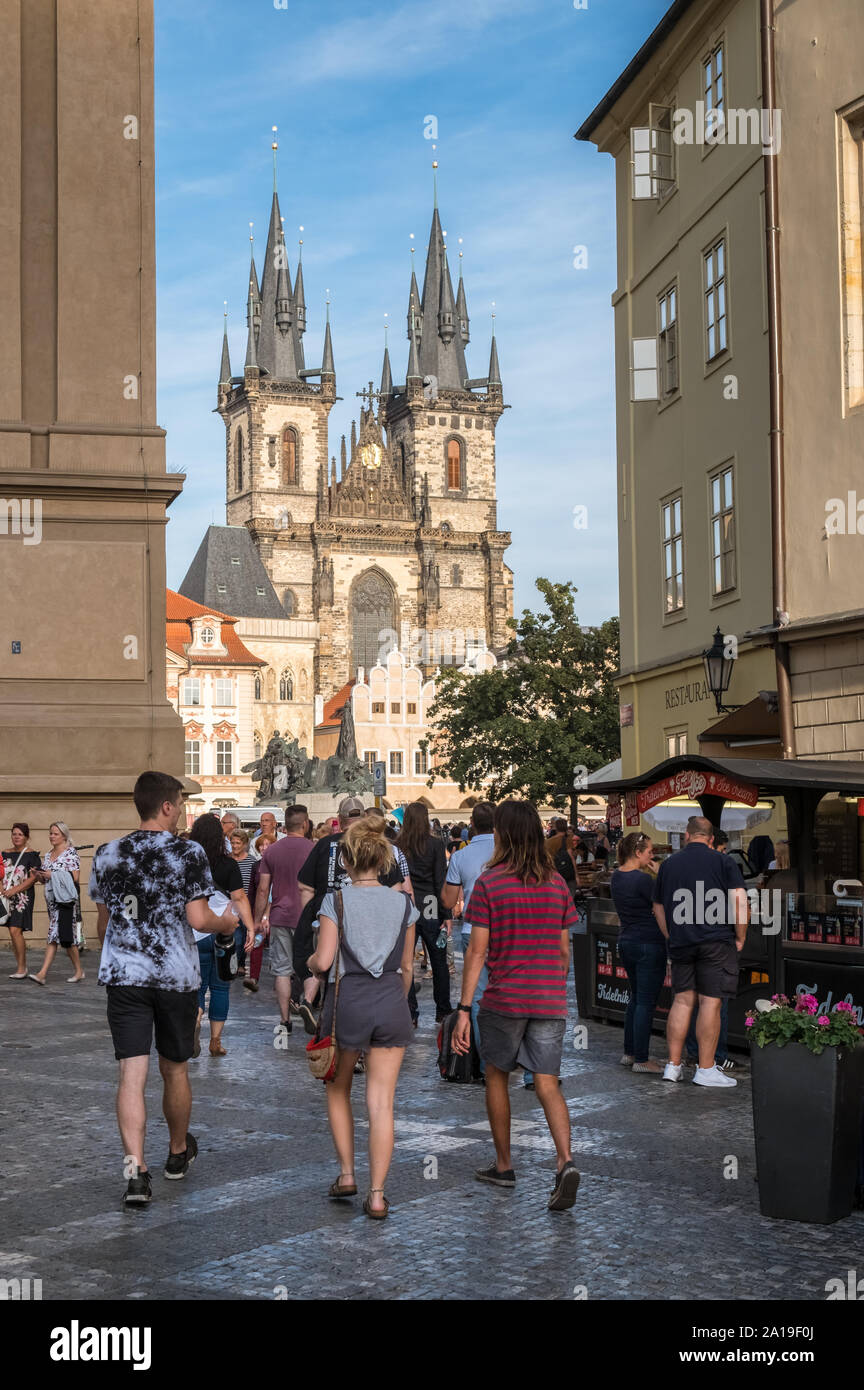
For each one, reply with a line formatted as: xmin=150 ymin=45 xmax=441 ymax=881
xmin=3 ymin=782 xmax=765 ymax=1218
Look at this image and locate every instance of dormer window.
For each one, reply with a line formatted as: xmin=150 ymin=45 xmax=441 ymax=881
xmin=256 ymin=585 xmax=266 ymax=596
xmin=217 ymin=585 xmax=227 ymax=595
xmin=231 ymin=556 xmax=240 ymax=566
xmin=200 ymin=627 xmax=215 ymax=646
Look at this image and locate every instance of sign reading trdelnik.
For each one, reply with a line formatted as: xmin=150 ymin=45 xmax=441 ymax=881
xmin=637 ymin=769 xmax=759 ymax=814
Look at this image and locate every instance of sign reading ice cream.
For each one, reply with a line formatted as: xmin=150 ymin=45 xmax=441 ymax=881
xmin=636 ymin=769 xmax=759 ymax=815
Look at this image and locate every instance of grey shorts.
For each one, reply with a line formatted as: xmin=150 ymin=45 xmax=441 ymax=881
xmin=269 ymin=925 xmax=295 ymax=977
xmin=476 ymin=1009 xmax=566 ymax=1075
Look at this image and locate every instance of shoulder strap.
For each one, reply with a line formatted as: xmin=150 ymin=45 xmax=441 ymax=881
xmin=331 ymin=889 xmax=344 ymax=1021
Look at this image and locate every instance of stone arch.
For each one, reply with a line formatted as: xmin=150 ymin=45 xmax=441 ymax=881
xmin=282 ymin=426 xmax=299 ymax=487
xmin=444 ymin=434 xmax=466 ymax=492
xmin=235 ymin=428 xmax=244 ymax=492
xmin=282 ymin=588 xmax=297 ymax=616
xmin=279 ymin=669 xmax=295 ymax=702
xmin=350 ymin=567 xmax=398 ymax=678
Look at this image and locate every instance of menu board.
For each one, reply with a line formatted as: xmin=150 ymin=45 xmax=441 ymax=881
xmin=814 ymin=800 xmax=859 ymax=881
xmin=592 ymin=934 xmax=673 ymax=1017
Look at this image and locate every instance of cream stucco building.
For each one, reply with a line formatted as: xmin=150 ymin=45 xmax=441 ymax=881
xmin=577 ymin=0 xmax=864 ymax=843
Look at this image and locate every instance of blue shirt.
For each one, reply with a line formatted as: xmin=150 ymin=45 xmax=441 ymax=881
xmin=610 ymin=869 xmax=665 ymax=946
xmin=445 ymin=833 xmax=495 ymax=935
xmin=652 ymin=842 xmax=746 ymax=948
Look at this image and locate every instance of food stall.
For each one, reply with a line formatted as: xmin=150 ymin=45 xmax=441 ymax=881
xmin=583 ymin=754 xmax=864 ymax=1048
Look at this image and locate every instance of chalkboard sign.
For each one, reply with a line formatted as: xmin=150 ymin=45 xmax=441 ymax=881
xmin=814 ymin=800 xmax=859 ymax=881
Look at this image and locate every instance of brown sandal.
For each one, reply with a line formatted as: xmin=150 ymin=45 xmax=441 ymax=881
xmin=362 ymin=1188 xmax=390 ymax=1220
xmin=209 ymin=1041 xmax=226 ymax=1056
xmin=328 ymin=1175 xmax=358 ymax=1199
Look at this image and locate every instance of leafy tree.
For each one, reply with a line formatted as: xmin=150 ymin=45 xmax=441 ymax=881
xmin=424 ymin=580 xmax=619 ymax=822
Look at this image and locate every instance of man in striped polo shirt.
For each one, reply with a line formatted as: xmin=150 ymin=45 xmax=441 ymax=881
xmin=453 ymin=800 xmax=581 ymax=1212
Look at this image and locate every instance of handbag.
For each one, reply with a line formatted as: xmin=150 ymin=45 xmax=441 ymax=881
xmin=306 ymin=890 xmax=344 ymax=1082
xmin=0 ymin=849 xmax=24 ymax=926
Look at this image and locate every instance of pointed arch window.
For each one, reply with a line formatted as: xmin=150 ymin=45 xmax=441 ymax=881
xmin=253 ymin=735 xmax=262 ymax=762
xmin=236 ymin=430 xmax=244 ymax=492
xmin=352 ymin=570 xmax=396 ymax=677
xmin=282 ymin=589 xmax=297 ymax=617
xmin=279 ymin=670 xmax=294 ymax=702
xmin=283 ymin=427 xmax=298 ymax=487
xmin=446 ymin=438 xmax=463 ymax=491
xmin=254 ymin=675 xmax=262 ymax=701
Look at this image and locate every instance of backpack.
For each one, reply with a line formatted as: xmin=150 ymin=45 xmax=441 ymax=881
xmin=553 ymin=845 xmax=575 ymax=882
xmin=437 ymin=1011 xmax=482 ymax=1083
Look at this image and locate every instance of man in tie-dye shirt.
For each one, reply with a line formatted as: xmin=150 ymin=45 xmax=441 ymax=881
xmin=89 ymin=771 xmax=231 ymax=1208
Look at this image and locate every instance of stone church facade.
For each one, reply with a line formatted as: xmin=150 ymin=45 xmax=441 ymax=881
xmin=207 ymin=171 xmax=513 ymax=705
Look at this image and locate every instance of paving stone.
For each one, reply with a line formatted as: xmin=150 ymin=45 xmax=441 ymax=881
xmin=0 ymin=957 xmax=861 ymax=1300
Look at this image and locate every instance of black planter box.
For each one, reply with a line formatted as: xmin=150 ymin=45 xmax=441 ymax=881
xmin=750 ymin=1040 xmax=864 ymax=1224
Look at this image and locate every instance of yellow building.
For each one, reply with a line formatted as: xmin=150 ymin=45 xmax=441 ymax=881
xmin=577 ymin=0 xmax=864 ymax=846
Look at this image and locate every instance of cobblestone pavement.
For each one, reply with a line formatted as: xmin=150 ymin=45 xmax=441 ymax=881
xmin=0 ymin=947 xmax=861 ymax=1302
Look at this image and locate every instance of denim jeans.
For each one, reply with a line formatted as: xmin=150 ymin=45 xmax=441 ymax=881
xmin=686 ymin=997 xmax=729 ymax=1064
xmin=461 ymin=930 xmax=488 ymax=1074
xmin=197 ymin=936 xmax=231 ymax=1022
xmin=617 ymin=939 xmax=667 ymax=1064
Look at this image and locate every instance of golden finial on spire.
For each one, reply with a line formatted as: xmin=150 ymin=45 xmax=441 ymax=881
xmin=272 ymin=126 xmax=279 ymax=192
xmin=298 ymin=225 xmax=304 ymax=261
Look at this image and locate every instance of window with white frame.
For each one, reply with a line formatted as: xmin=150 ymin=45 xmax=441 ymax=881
xmin=630 ymin=104 xmax=675 ymax=200
xmin=662 ymin=496 xmax=685 ymax=614
xmin=389 ymin=751 xmax=403 ymax=776
xmin=704 ymin=238 xmax=728 ymax=360
xmin=704 ymin=42 xmax=724 ymax=140
xmin=414 ymin=748 xmax=428 ymax=776
xmin=710 ymin=466 xmax=736 ymax=594
xmin=200 ymin=626 xmax=215 ymax=646
xmin=214 ymin=678 xmax=233 ymax=705
xmin=666 ymin=730 xmax=688 ymax=758
xmin=185 ymin=740 xmax=200 ymax=776
xmin=216 ymin=741 xmax=233 ymax=775
xmin=658 ymin=285 xmax=679 ymax=396
xmin=363 ymin=751 xmax=378 ymax=772
xmin=181 ymin=678 xmax=200 ymax=705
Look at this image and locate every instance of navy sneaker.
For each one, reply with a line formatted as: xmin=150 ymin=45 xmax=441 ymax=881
xmin=164 ymin=1133 xmax=198 ymax=1180
xmin=123 ymin=1170 xmax=152 ymax=1207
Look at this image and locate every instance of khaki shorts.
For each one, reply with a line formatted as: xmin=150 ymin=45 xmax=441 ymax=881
xmin=269 ymin=925 xmax=295 ymax=977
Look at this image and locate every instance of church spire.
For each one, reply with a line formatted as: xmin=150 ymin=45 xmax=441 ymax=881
xmin=438 ymin=241 xmax=457 ymax=344
xmin=245 ymin=281 xmax=258 ymax=369
xmin=294 ymin=229 xmax=307 ymax=337
xmin=416 ymin=202 xmax=468 ymax=390
xmin=456 ymin=243 xmax=469 ymax=343
xmin=321 ymin=296 xmax=335 ymax=377
xmin=219 ymin=303 xmax=232 ymax=385
xmin=488 ymin=327 xmax=501 ymax=387
xmin=380 ymin=319 xmax=393 ymax=398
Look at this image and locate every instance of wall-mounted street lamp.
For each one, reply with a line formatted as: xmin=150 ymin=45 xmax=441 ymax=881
xmin=702 ymin=627 xmax=742 ymax=715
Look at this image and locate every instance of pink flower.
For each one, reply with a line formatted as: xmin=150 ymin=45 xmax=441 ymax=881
xmin=834 ymin=1001 xmax=855 ymax=1015
xmin=796 ymin=993 xmax=818 ymax=1015
xmin=816 ymin=1016 xmax=830 ymax=1028
xmin=745 ymin=1014 xmax=756 ymax=1028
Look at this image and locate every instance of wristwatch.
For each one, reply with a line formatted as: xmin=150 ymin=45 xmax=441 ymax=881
xmin=457 ymin=1004 xmax=471 ymax=1013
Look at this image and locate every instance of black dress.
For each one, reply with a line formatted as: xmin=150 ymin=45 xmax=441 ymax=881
xmin=2 ymin=850 xmax=42 ymax=932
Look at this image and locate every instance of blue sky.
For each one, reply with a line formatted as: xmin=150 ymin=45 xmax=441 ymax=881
xmin=155 ymin=0 xmax=671 ymax=624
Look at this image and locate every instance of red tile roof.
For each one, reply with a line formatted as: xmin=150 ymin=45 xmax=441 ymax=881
xmin=166 ymin=590 xmax=264 ymax=667
xmin=315 ymin=680 xmax=355 ymax=730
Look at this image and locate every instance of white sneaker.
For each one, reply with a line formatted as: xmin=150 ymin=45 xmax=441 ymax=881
xmin=662 ymin=1062 xmax=683 ymax=1082
xmin=693 ymin=1064 xmax=737 ymax=1088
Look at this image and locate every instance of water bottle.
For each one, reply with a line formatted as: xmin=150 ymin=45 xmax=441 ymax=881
xmin=253 ymin=931 xmax=264 ymax=948
xmin=214 ymin=932 xmax=238 ymax=982
xmin=435 ymin=927 xmax=448 ymax=950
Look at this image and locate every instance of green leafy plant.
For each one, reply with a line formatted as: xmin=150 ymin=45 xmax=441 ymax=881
xmin=422 ymin=580 xmax=620 ymax=821
xmin=746 ymin=993 xmax=863 ymax=1056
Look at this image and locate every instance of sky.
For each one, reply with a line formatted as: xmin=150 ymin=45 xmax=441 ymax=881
xmin=155 ymin=0 xmax=672 ymax=625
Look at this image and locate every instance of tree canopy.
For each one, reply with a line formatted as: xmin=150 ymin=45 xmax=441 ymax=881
xmin=424 ymin=580 xmax=620 ymax=820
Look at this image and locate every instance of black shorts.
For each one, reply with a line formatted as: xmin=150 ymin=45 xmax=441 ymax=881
xmin=106 ymin=985 xmax=199 ymax=1062
xmin=669 ymin=939 xmax=739 ymax=1000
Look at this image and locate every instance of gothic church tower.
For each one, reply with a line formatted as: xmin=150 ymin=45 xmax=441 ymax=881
xmin=215 ymin=158 xmax=512 ymax=701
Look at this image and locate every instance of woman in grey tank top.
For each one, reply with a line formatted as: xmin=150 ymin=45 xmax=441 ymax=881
xmin=308 ymin=818 xmax=419 ymax=1220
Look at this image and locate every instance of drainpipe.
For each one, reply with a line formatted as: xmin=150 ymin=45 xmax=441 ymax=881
xmin=761 ymin=0 xmax=795 ymax=759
